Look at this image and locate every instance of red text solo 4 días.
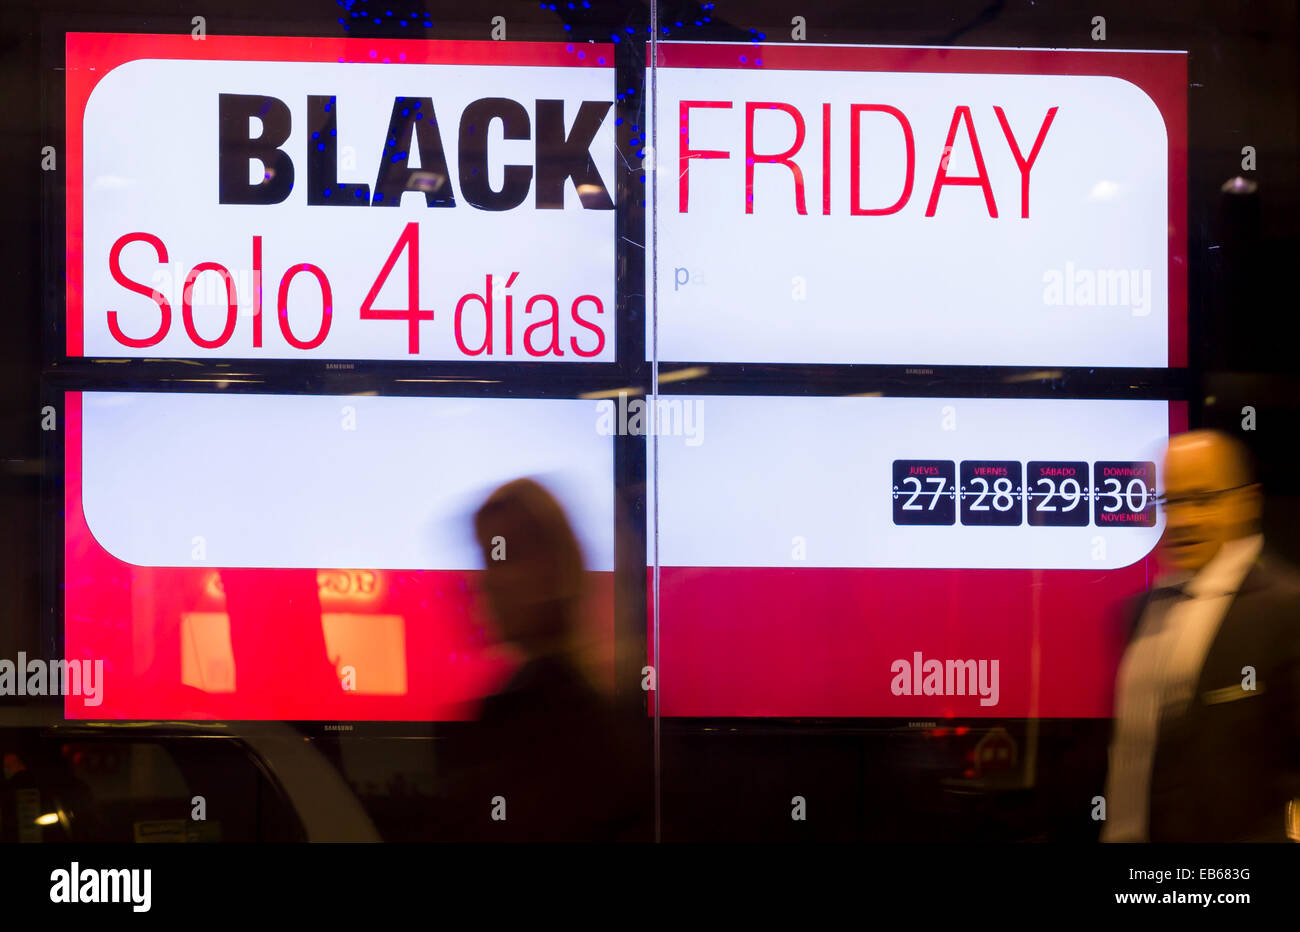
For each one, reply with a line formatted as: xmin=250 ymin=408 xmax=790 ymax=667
xmin=105 ymin=222 xmax=607 ymax=357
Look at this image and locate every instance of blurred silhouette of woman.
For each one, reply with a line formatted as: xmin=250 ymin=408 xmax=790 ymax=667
xmin=474 ymin=478 xmax=587 ymax=668
xmin=456 ymin=478 xmax=646 ymax=841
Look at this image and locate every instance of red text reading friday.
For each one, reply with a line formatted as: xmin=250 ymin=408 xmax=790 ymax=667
xmin=678 ymin=102 xmax=1059 ymax=218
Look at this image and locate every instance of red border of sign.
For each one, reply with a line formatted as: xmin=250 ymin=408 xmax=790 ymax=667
xmin=64 ymin=32 xmax=614 ymax=357
xmin=654 ymin=42 xmax=1189 ymax=368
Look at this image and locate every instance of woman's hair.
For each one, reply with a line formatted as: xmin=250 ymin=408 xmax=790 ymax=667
xmin=474 ymin=478 xmax=586 ymax=640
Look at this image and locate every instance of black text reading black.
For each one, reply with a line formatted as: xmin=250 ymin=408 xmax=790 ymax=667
xmin=217 ymin=94 xmax=614 ymax=210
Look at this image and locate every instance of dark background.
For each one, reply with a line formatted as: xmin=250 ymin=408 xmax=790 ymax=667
xmin=0 ymin=0 xmax=1296 ymax=841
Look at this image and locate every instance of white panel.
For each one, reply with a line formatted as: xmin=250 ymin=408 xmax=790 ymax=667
xmin=649 ymin=395 xmax=1168 ymax=569
xmin=650 ymin=59 xmax=1169 ymax=366
xmin=82 ymin=57 xmax=614 ymax=360
xmin=81 ymin=392 xmax=614 ymax=569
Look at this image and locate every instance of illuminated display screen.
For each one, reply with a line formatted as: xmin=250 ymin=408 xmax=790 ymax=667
xmin=648 ymin=43 xmax=1187 ymax=367
xmin=67 ymin=33 xmax=616 ymax=362
xmin=640 ymin=43 xmax=1187 ymax=719
xmin=55 ymin=35 xmax=1188 ymax=724
xmin=647 ymin=397 xmax=1184 ymax=719
xmin=63 ymin=391 xmax=614 ymax=720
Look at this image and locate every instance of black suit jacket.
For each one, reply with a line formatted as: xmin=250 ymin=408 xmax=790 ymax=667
xmin=1120 ymin=550 xmax=1300 ymax=842
xmin=441 ymin=656 xmax=650 ymax=842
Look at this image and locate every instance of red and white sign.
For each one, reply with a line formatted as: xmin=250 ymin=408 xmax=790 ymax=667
xmin=68 ymin=34 xmax=616 ymax=361
xmin=648 ymin=396 xmax=1187 ymax=718
xmin=649 ymin=43 xmax=1187 ymax=367
xmin=64 ymin=391 xmax=615 ymax=720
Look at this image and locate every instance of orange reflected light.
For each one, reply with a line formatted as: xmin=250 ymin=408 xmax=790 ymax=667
xmin=317 ymin=570 xmax=383 ymax=604
xmin=180 ymin=610 xmax=407 ymax=695
xmin=203 ymin=570 xmax=383 ymax=604
xmin=322 ymin=613 xmax=407 ymax=695
xmin=180 ymin=612 xmax=237 ymax=692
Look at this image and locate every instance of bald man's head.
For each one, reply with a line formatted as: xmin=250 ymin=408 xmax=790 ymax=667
xmin=1160 ymin=430 xmax=1262 ymax=572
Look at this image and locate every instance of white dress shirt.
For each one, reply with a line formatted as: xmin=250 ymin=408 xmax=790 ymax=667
xmin=1101 ymin=534 xmax=1264 ymax=842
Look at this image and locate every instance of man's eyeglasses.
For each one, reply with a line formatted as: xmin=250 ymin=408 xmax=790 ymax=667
xmin=1152 ymin=483 xmax=1253 ymax=510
